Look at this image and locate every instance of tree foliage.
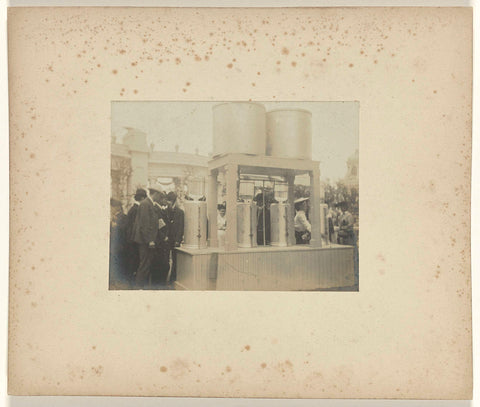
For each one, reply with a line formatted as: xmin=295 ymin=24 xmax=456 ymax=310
xmin=324 ymin=181 xmax=359 ymax=217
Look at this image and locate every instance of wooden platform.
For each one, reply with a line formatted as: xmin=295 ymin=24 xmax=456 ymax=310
xmin=175 ymin=245 xmax=355 ymax=291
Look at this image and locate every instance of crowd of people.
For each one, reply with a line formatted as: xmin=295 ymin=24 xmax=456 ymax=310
xmin=293 ymin=197 xmax=357 ymax=246
xmin=109 ymin=188 xmax=184 ymax=290
xmin=326 ymin=201 xmax=356 ymax=245
xmin=110 ymin=188 xmax=358 ymax=289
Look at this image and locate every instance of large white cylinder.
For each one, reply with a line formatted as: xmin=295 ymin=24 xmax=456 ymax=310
xmin=213 ymin=102 xmax=266 ymax=157
xmin=237 ymin=202 xmax=258 ymax=248
xmin=270 ymin=203 xmax=289 ymax=247
xmin=183 ymin=201 xmax=208 ymax=250
xmin=266 ymin=109 xmax=312 ymax=159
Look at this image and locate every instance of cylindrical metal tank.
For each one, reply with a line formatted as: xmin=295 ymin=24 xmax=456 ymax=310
xmin=237 ymin=202 xmax=258 ymax=248
xmin=270 ymin=203 xmax=289 ymax=247
xmin=213 ymin=102 xmax=266 ymax=157
xmin=266 ymin=109 xmax=312 ymax=159
xmin=183 ymin=201 xmax=208 ymax=250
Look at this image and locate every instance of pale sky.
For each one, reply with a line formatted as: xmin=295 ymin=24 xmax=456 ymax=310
xmin=111 ymin=101 xmax=359 ymax=182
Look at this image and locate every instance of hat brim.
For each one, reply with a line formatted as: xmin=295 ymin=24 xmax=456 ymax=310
xmin=294 ymin=197 xmax=309 ymax=204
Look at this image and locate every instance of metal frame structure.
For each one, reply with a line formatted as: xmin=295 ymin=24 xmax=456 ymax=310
xmin=207 ymin=153 xmax=322 ymax=251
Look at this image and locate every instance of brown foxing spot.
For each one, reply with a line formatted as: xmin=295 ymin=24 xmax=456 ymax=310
xmin=91 ymin=365 xmax=103 ymax=376
xmin=31 ymin=302 xmax=37 ymax=308
xmin=175 ymin=58 xmax=181 ymax=64
xmin=281 ymin=47 xmax=289 ymax=55
xmin=112 ymin=69 xmax=118 ymax=74
xmin=160 ymin=366 xmax=167 ymax=372
xmin=30 ymin=153 xmax=35 ymax=159
xmin=227 ymin=63 xmax=233 ymax=68
xmin=261 ymin=363 xmax=267 ymax=368
xmin=225 ymin=366 xmax=232 ymax=372
xmin=245 ymin=345 xmax=251 ymax=351
xmin=133 ymin=90 xmax=138 ymax=94
xmin=291 ymin=61 xmax=297 ymax=67
xmin=349 ymin=63 xmax=354 ymax=67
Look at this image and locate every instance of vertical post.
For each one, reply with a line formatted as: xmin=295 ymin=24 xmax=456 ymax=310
xmin=309 ymin=166 xmax=322 ymax=248
xmin=207 ymin=169 xmax=218 ymax=248
xmin=225 ymin=163 xmax=238 ymax=251
xmin=286 ymin=172 xmax=296 ymax=246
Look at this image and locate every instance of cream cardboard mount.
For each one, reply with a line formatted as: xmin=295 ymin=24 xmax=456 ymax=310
xmin=8 ymin=7 xmax=472 ymax=398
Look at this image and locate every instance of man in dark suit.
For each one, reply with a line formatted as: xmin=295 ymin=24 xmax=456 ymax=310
xmin=132 ymin=187 xmax=161 ymax=289
xmin=166 ymin=191 xmax=184 ymax=286
xmin=124 ymin=188 xmax=147 ymax=287
xmin=150 ymin=191 xmax=171 ymax=287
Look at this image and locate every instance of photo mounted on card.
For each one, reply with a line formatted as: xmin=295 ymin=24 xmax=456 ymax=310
xmin=109 ymin=101 xmax=359 ymax=291
xmin=8 ymin=6 xmax=472 ymax=398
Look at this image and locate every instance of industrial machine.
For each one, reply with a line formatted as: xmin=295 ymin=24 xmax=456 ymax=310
xmin=175 ymin=102 xmax=355 ymax=291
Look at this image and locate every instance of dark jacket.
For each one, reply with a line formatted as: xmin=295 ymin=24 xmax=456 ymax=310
xmin=133 ymin=198 xmax=159 ymax=245
xmin=153 ymin=203 xmax=169 ymax=246
xmin=166 ymin=205 xmax=184 ymax=247
xmin=125 ymin=203 xmax=139 ymax=242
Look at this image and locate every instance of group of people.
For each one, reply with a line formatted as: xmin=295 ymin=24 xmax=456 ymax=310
xmin=293 ymin=197 xmax=357 ymax=246
xmin=326 ymin=201 xmax=356 ymax=246
xmin=109 ymin=188 xmax=184 ymax=290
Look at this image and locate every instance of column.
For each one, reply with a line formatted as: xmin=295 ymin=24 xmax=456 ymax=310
xmin=207 ymin=170 xmax=218 ymax=248
xmin=286 ymin=172 xmax=296 ymax=246
xmin=225 ymin=163 xmax=238 ymax=251
xmin=309 ymin=167 xmax=322 ymax=248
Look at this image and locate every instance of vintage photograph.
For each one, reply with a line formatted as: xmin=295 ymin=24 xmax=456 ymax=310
xmin=110 ymin=101 xmax=359 ymax=291
xmin=7 ymin=4 xmax=473 ymax=399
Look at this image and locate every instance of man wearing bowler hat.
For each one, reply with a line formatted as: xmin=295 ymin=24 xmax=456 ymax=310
xmin=125 ymin=188 xmax=147 ymax=286
xmin=132 ymin=186 xmax=161 ymax=288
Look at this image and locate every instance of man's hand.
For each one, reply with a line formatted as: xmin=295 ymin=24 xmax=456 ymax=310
xmin=148 ymin=241 xmax=155 ymax=249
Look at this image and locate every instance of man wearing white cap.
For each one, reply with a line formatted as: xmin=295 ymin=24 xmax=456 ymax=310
xmin=294 ymin=197 xmax=311 ymax=245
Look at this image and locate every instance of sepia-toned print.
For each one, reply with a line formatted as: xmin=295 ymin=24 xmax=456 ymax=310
xmin=110 ymin=101 xmax=359 ymax=291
